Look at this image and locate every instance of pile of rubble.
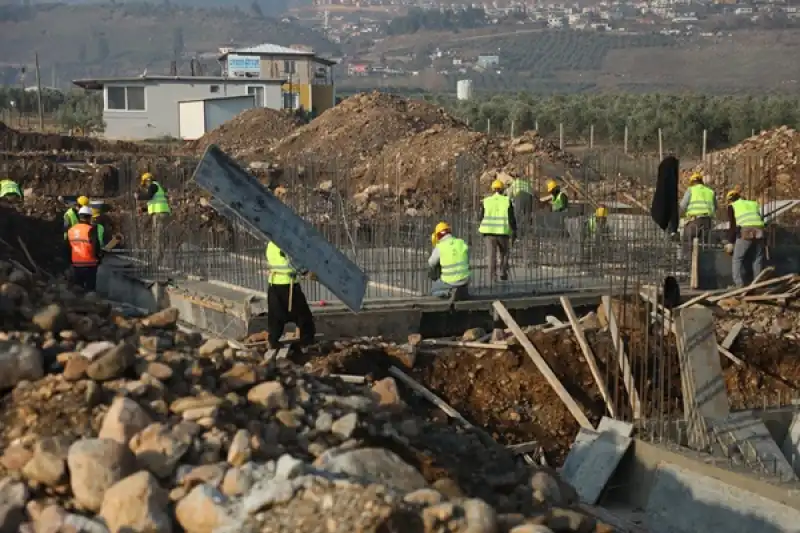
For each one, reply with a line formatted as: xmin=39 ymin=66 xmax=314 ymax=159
xmin=0 ymin=267 xmax=614 ymax=533
xmin=189 ymin=108 xmax=306 ymax=157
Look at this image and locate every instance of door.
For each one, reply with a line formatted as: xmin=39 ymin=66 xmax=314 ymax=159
xmin=246 ymin=86 xmax=265 ymax=107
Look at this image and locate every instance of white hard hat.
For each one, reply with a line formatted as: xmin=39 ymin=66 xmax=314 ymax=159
xmin=78 ymin=206 xmax=93 ymax=216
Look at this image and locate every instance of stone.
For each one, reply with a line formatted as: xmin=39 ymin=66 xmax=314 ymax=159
xmin=175 ymin=485 xmax=235 ymax=533
xmin=180 ymin=463 xmax=227 ymax=488
xmin=0 ymin=340 xmax=43 ymax=390
xmin=770 ymin=317 xmax=793 ymax=335
xmin=22 ymin=436 xmax=71 ymax=487
xmin=30 ymin=503 xmax=67 ymax=532
xmin=404 ymin=488 xmax=443 ymax=506
xmin=141 ymin=308 xmax=179 ymax=328
xmin=0 ymin=445 xmax=32 ymax=471
xmin=199 ymin=338 xmax=229 ymax=356
xmin=221 ymin=364 xmax=257 ymax=390
xmin=275 ymin=409 xmax=299 ymax=428
xmin=99 ymin=397 xmax=152 ymax=445
xmin=331 ymin=413 xmax=359 ymax=439
xmin=129 ymin=423 xmax=191 ymax=479
xmin=81 ymin=341 xmax=115 ymax=361
xmin=463 ymin=498 xmax=497 ymax=533
xmin=183 ymin=406 xmax=218 ymax=421
xmin=315 ymin=447 xmax=427 ymax=492
xmin=462 ymin=328 xmax=487 ymax=341
xmin=170 ymin=396 xmax=222 ymax=414
xmin=227 ymin=430 xmax=251 ymax=467
xmin=274 ymin=454 xmax=304 ymax=480
xmin=370 ymin=377 xmax=404 ymax=410
xmin=546 ymin=508 xmax=594 ymax=532
xmin=86 ymin=342 xmax=136 ymax=381
xmin=63 ymin=357 xmax=90 ymax=381
xmin=32 ymin=304 xmax=67 ymax=332
xmin=221 ymin=467 xmax=252 ymax=497
xmin=64 ymin=514 xmax=110 ymax=533
xmin=509 ymin=526 xmax=554 ymax=533
xmin=138 ymin=335 xmax=173 ymax=353
xmin=0 ymin=478 xmax=28 ymax=532
xmin=247 ymin=381 xmax=288 ymax=409
xmin=143 ymin=362 xmax=173 ymax=381
xmin=423 ymin=502 xmax=456 ymax=527
xmin=432 ymin=477 xmax=464 ymax=499
xmin=242 ymin=478 xmax=297 ymax=514
xmin=67 ymin=438 xmax=135 ymax=512
xmin=100 ymin=471 xmax=172 ymax=533
xmin=315 ymin=412 xmax=334 ymax=432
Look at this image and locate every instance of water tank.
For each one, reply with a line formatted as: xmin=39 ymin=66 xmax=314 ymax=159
xmin=456 ymin=79 xmax=473 ymax=101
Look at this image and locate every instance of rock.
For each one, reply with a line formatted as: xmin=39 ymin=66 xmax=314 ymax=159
xmin=98 ymin=397 xmax=152 ymax=445
xmin=180 ymin=464 xmax=227 ymax=488
xmin=170 ymin=396 xmax=222 ymax=414
xmin=86 ymin=342 xmax=136 ymax=381
xmin=274 ymin=454 xmax=304 ymax=480
xmin=315 ymin=412 xmax=333 ymax=432
xmin=509 ymin=525 xmax=554 ymax=533
xmin=423 ymin=502 xmax=456 ymax=527
xmin=138 ymin=335 xmax=173 ymax=353
xmin=227 ymin=430 xmax=251 ymax=467
xmin=32 ymin=304 xmax=67 ymax=332
xmin=546 ymin=508 xmax=594 ymax=532
xmin=221 ymin=467 xmax=252 ymax=497
xmin=64 ymin=514 xmax=110 ymax=533
xmin=30 ymin=503 xmax=67 ymax=533
xmin=0 ymin=478 xmax=28 ymax=532
xmin=100 ymin=471 xmax=172 ymax=533
xmin=63 ymin=356 xmax=90 ymax=381
xmin=0 ymin=445 xmax=32 ymax=471
xmin=199 ymin=338 xmax=228 ymax=356
xmin=464 ymin=498 xmax=497 ymax=533
xmin=315 ymin=447 xmax=427 ymax=492
xmin=143 ymin=362 xmax=173 ymax=381
xmin=242 ymin=478 xmax=297 ymax=514
xmin=183 ymin=406 xmax=218 ymax=421
xmin=221 ymin=364 xmax=257 ymax=390
xmin=22 ymin=436 xmax=71 ymax=487
xmin=462 ymin=328 xmax=487 ymax=341
xmin=141 ymin=308 xmax=179 ymax=328
xmin=530 ymin=470 xmax=563 ymax=506
xmin=770 ymin=317 xmax=792 ymax=335
xmin=67 ymin=438 xmax=135 ymax=512
xmin=175 ymin=485 xmax=235 ymax=533
xmin=247 ymin=381 xmax=288 ymax=408
xmin=331 ymin=413 xmax=359 ymax=439
xmin=404 ymin=488 xmax=443 ymax=506
xmin=370 ymin=377 xmax=404 ymax=410
xmin=129 ymin=423 xmax=191 ymax=479
xmin=81 ymin=341 xmax=115 ymax=361
xmin=432 ymin=477 xmax=464 ymax=499
xmin=0 ymin=341 xmax=43 ymax=390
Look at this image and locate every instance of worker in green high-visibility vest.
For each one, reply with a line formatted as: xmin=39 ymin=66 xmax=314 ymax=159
xmin=507 ymin=176 xmax=534 ymax=228
xmin=680 ymin=171 xmax=717 ymax=243
xmin=265 ymin=241 xmax=316 ymax=352
xmin=136 ymin=172 xmax=171 ymax=264
xmin=478 ymin=180 xmax=516 ymax=282
xmin=725 ymin=188 xmax=766 ymax=287
xmin=428 ymin=221 xmax=470 ymax=299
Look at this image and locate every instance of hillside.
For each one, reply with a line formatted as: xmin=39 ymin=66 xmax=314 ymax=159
xmin=0 ymin=2 xmax=339 ymax=85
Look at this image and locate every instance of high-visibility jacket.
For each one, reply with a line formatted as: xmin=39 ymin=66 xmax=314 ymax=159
xmin=63 ymin=208 xmax=79 ymax=239
xmin=67 ymin=223 xmax=98 ymax=267
xmin=437 ymin=237 xmax=469 ymax=284
xmin=266 ymin=242 xmax=295 ymax=285
xmin=508 ymin=179 xmax=533 ymax=198
xmin=94 ymin=223 xmax=106 ymax=246
xmin=552 ymin=191 xmax=567 ymax=212
xmin=731 ymin=199 xmax=764 ymax=228
xmin=0 ymin=180 xmax=21 ymax=197
xmin=478 ymin=194 xmax=511 ymax=235
xmin=147 ymin=181 xmax=171 ymax=215
xmin=685 ymin=184 xmax=715 ymax=218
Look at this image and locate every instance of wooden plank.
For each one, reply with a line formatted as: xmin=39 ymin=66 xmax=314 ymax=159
xmin=690 ymin=237 xmax=700 ymax=290
xmin=545 ymin=316 xmax=564 ymax=327
xmin=329 ymin=374 xmax=366 ymax=384
xmin=741 ymin=293 xmax=793 ymax=302
xmin=506 ymin=441 xmax=540 ymax=455
xmin=748 ymin=266 xmax=775 ymax=288
xmin=601 ymin=296 xmax=642 ymax=419
xmin=707 ymin=274 xmax=795 ymax=303
xmin=492 ymin=301 xmax=592 ymax=429
xmin=421 ymin=339 xmax=509 ymax=350
xmin=677 ymin=290 xmax=714 ymax=310
xmin=560 ymin=296 xmax=616 ymax=418
xmin=721 ymin=322 xmax=743 ymax=349
xmin=718 ymin=345 xmax=744 ymax=366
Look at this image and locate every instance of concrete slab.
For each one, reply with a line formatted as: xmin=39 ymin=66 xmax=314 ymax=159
xmin=645 ymin=462 xmax=800 ymax=533
xmin=781 ymin=412 xmax=800 ymax=476
xmin=712 ymin=412 xmax=797 ymax=481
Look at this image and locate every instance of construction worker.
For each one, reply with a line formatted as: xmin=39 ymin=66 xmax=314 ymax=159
xmin=507 ymin=175 xmax=534 ymax=227
xmin=91 ymin=207 xmax=108 ymax=248
xmin=546 ymin=179 xmax=568 ymax=212
xmin=64 ymin=195 xmax=90 ymax=239
xmin=725 ymin=189 xmax=766 ymax=287
xmin=0 ymin=178 xmax=23 ymax=200
xmin=478 ymin=179 xmax=516 ymax=281
xmin=584 ymin=205 xmax=610 ymax=269
xmin=680 ymin=172 xmax=716 ymax=243
xmin=428 ymin=221 xmax=470 ymax=299
xmin=586 ymin=205 xmax=610 ymax=238
xmin=137 ymin=172 xmax=171 ymax=262
xmin=265 ymin=240 xmax=316 ymax=351
xmin=66 ymin=206 xmax=102 ymax=291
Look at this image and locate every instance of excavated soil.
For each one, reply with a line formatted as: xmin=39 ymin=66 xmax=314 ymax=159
xmin=189 ymin=107 xmax=306 ymax=157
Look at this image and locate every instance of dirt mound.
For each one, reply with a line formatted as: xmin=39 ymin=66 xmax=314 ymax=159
xmin=0 ymin=197 xmax=67 ymax=274
xmin=0 ymin=121 xmax=96 ymax=152
xmin=5 ymin=158 xmax=120 ymax=197
xmin=189 ymin=107 xmax=306 ymax=157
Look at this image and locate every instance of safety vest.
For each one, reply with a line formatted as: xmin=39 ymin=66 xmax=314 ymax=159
xmin=552 ymin=191 xmax=567 ymax=212
xmin=508 ymin=179 xmax=533 ymax=198
xmin=94 ymin=223 xmax=105 ymax=246
xmin=147 ymin=181 xmax=171 ymax=215
xmin=685 ymin=184 xmax=715 ymax=218
xmin=587 ymin=216 xmax=597 ymax=235
xmin=0 ymin=180 xmax=21 ymax=197
xmin=478 ymin=194 xmax=511 ymax=235
xmin=437 ymin=237 xmax=469 ymax=284
xmin=266 ymin=242 xmax=295 ymax=285
xmin=731 ymin=199 xmax=764 ymax=228
xmin=67 ymin=223 xmax=98 ymax=267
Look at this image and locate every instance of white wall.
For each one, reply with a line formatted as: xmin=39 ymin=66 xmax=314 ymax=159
xmin=177 ymin=100 xmax=206 ymax=141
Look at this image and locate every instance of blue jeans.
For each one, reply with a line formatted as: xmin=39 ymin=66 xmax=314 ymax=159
xmin=431 ymin=280 xmax=457 ymax=298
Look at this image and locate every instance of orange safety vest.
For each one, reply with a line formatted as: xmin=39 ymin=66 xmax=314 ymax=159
xmin=68 ymin=223 xmax=98 ymax=267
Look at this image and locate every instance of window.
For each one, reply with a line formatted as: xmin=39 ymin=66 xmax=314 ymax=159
xmin=210 ymin=85 xmax=220 ymax=93
xmin=283 ymin=60 xmax=296 ymax=75
xmin=283 ymin=91 xmax=299 ymax=110
xmin=247 ymin=86 xmax=265 ymax=107
xmin=105 ymin=86 xmax=145 ymax=111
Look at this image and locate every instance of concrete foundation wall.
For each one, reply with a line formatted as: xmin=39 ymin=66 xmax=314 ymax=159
xmin=696 ymin=246 xmax=800 ymax=289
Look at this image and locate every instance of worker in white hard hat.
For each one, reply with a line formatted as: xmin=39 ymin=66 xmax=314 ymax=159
xmin=478 ymin=179 xmax=516 ymax=282
xmin=66 ymin=206 xmax=103 ymax=292
xmin=64 ymin=195 xmax=90 ymax=239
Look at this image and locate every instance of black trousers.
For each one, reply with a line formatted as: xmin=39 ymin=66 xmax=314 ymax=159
xmin=73 ymin=266 xmax=98 ymax=292
xmin=267 ymin=282 xmax=315 ymax=349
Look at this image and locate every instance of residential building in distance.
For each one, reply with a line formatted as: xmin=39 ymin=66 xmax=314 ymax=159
xmin=476 ymin=55 xmax=500 ymax=68
xmin=72 ymin=75 xmax=285 ymax=140
xmin=219 ymin=43 xmax=337 ymax=114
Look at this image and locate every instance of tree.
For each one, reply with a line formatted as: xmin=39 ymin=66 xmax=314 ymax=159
xmin=56 ymin=91 xmax=105 ymax=136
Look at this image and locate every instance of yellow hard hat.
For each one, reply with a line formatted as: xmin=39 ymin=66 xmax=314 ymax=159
xmin=141 ymin=172 xmax=153 ymax=183
xmin=434 ymin=221 xmax=451 ymax=234
xmin=91 ymin=207 xmax=101 ymax=218
xmin=77 ymin=195 xmax=90 ymax=207
xmin=546 ymin=179 xmax=558 ymax=193
xmin=726 ymin=189 xmax=739 ymax=202
xmin=491 ymin=179 xmax=505 ymax=191
xmin=689 ymin=172 xmax=703 ymax=184
xmin=595 ymin=206 xmax=609 ymax=218
xmin=431 ymin=232 xmax=438 ymax=247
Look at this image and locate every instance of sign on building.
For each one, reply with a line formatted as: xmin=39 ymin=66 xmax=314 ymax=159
xmin=227 ymin=54 xmax=261 ymax=77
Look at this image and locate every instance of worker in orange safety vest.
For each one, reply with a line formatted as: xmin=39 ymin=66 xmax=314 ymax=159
xmin=66 ymin=206 xmax=103 ymax=291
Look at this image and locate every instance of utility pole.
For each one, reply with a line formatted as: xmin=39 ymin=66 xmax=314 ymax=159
xmin=34 ymin=52 xmax=44 ymax=131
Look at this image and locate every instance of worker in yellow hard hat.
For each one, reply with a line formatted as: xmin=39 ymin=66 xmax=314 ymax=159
xmin=63 ymin=195 xmax=90 ymax=239
xmin=587 ymin=205 xmax=609 ymax=237
xmin=428 ymin=221 xmax=470 ymax=299
xmin=584 ymin=205 xmax=610 ymax=269
xmin=478 ymin=180 xmax=516 ymax=282
xmin=680 ymin=171 xmax=716 ymax=242
xmin=0 ymin=178 xmax=23 ymax=201
xmin=136 ymin=172 xmax=171 ymax=263
xmin=724 ymin=188 xmax=766 ymax=287
xmin=507 ymin=174 xmax=534 ymax=228
xmin=545 ymin=179 xmax=568 ymax=213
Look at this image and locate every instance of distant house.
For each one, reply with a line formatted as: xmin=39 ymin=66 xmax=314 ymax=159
xmin=348 ymin=63 xmax=370 ymax=76
xmin=72 ymin=75 xmax=285 ymax=140
xmin=477 ymin=55 xmax=500 ymax=68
